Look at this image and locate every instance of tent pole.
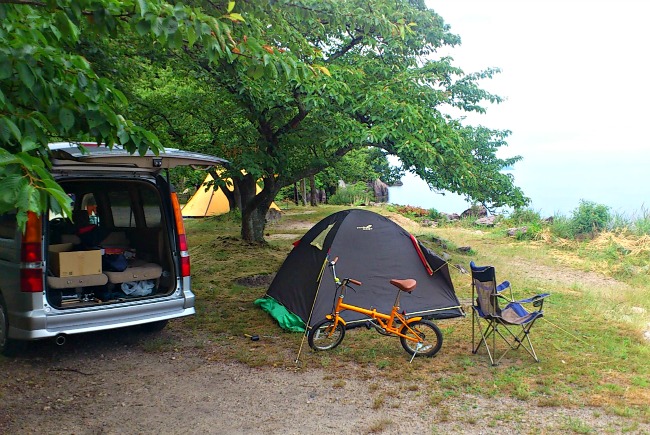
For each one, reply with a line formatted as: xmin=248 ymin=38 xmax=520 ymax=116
xmin=295 ymin=256 xmax=330 ymax=364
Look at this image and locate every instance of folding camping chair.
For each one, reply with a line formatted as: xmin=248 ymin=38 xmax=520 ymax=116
xmin=470 ymin=261 xmax=550 ymax=366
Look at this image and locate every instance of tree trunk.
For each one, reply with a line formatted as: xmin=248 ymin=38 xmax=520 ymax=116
xmin=300 ymin=179 xmax=307 ymax=206
xmin=293 ymin=182 xmax=299 ymax=205
xmin=232 ymin=181 xmax=242 ymax=211
xmin=241 ymin=203 xmax=268 ymax=242
xmin=237 ymin=173 xmax=276 ymax=243
xmin=309 ymin=175 xmax=317 ymax=206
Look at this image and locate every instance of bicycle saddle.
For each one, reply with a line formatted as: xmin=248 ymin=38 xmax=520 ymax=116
xmin=389 ymin=279 xmax=416 ymax=293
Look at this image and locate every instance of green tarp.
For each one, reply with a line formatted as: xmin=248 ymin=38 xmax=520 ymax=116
xmin=254 ymin=296 xmax=306 ymax=332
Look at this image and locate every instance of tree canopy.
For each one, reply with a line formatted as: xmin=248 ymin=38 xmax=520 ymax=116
xmin=0 ymin=0 xmax=306 ymax=228
xmin=1 ymin=0 xmax=528 ymax=240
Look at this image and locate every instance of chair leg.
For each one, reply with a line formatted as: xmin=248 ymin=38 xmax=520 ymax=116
xmin=493 ymin=320 xmax=541 ymax=364
xmin=472 ymin=318 xmax=542 ymax=366
xmin=472 ymin=316 xmax=497 ymax=366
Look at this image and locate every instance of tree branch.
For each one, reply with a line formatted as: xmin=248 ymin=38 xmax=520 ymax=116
xmin=325 ymin=35 xmax=364 ymax=63
xmin=274 ymin=91 xmax=309 ymax=138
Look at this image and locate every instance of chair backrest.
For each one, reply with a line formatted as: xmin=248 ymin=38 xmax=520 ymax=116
xmin=470 ymin=261 xmax=501 ymax=317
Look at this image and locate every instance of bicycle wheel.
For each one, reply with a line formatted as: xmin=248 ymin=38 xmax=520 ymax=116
xmin=399 ymin=319 xmax=443 ymax=357
xmin=308 ymin=319 xmax=345 ymax=351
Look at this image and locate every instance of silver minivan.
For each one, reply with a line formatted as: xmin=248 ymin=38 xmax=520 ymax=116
xmin=0 ymin=143 xmax=225 ymax=355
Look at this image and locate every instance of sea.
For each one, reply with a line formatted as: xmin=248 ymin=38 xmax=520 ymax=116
xmin=387 ymin=163 xmax=650 ymax=219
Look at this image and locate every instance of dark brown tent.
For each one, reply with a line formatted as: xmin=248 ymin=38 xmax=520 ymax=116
xmin=257 ymin=209 xmax=463 ymax=331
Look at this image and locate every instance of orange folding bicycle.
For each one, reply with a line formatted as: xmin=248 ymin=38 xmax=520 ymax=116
xmin=307 ymin=257 xmax=443 ymax=358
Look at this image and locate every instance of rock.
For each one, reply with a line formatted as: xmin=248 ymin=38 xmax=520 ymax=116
xmin=430 ymin=236 xmax=448 ymax=248
xmin=266 ymin=208 xmax=282 ymax=223
xmin=368 ymin=179 xmax=389 ymax=202
xmin=420 ymin=219 xmax=438 ymax=227
xmin=461 ymin=205 xmax=487 ymax=218
xmin=475 ymin=216 xmax=496 ymax=226
xmin=458 ymin=246 xmax=471 ymax=253
xmin=507 ymin=226 xmax=528 ymax=237
xmin=442 ymin=213 xmax=460 ymax=221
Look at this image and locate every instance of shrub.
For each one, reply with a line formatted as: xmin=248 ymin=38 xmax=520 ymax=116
xmin=428 ymin=208 xmax=443 ymax=220
xmin=550 ymin=215 xmax=576 ymax=239
xmin=571 ymin=200 xmax=610 ymax=236
xmin=394 ymin=205 xmax=429 ymax=218
xmin=550 ymin=201 xmax=611 ymax=239
xmin=506 ymin=208 xmax=543 ymax=226
xmin=329 ymin=182 xmax=371 ymax=205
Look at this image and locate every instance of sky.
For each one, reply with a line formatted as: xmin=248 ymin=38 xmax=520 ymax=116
xmin=390 ymin=0 xmax=650 ymax=217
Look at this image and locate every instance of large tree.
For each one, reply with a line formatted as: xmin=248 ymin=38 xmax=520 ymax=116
xmin=0 ymin=0 xmax=304 ymax=228
xmin=1 ymin=0 xmax=528 ymax=241
xmin=118 ymin=0 xmax=527 ymax=241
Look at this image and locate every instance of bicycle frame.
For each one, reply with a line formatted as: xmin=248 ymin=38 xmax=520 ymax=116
xmin=326 ymin=258 xmax=423 ymax=343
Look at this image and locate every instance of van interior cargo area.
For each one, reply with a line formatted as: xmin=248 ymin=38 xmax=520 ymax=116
xmin=45 ymin=179 xmax=175 ymax=309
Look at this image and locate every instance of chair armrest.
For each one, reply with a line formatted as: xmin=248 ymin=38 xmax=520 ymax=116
xmin=515 ymin=293 xmax=550 ymax=304
xmin=496 ymin=281 xmax=510 ymax=292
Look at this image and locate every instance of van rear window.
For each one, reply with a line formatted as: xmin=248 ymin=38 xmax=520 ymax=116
xmin=108 ymin=191 xmax=134 ymax=227
xmin=107 ymin=185 xmax=161 ymax=228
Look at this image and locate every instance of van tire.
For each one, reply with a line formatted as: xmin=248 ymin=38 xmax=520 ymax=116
xmin=0 ymin=295 xmax=19 ymax=357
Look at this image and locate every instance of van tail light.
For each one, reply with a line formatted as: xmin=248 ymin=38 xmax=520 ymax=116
xmin=21 ymin=211 xmax=44 ymax=292
xmin=171 ymin=192 xmax=190 ymax=277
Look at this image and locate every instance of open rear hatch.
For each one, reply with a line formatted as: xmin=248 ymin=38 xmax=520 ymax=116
xmin=45 ymin=144 xmax=227 ymax=310
xmin=50 ymin=143 xmax=228 ymax=172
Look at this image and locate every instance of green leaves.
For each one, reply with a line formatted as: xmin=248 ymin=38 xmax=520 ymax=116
xmin=16 ymin=62 xmax=35 ymax=90
xmin=58 ymin=108 xmax=75 ymax=131
xmin=0 ymin=118 xmax=21 ymax=143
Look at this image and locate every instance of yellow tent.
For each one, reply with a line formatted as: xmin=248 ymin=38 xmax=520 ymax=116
xmin=181 ymin=173 xmax=280 ymax=217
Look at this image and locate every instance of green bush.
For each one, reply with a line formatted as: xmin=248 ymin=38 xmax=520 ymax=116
xmin=549 ymin=215 xmax=575 ymax=239
xmin=329 ymin=182 xmax=371 ymax=205
xmin=550 ymin=200 xmax=611 ymax=239
xmin=506 ymin=208 xmax=543 ymax=226
xmin=428 ymin=208 xmax=443 ymax=220
xmin=571 ymin=200 xmax=610 ymax=236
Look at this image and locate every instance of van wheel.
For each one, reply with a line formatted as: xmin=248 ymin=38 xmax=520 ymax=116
xmin=140 ymin=320 xmax=168 ymax=333
xmin=0 ymin=295 xmax=19 ymax=357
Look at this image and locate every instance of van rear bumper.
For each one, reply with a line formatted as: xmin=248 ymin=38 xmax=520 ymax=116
xmin=8 ymin=298 xmax=195 ymax=340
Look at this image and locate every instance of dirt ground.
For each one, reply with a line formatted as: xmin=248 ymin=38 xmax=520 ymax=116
xmin=1 ymin=326 xmax=647 ymax=435
xmin=1 ymin=213 xmax=649 ymax=434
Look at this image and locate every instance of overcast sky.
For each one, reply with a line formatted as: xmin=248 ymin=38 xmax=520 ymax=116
xmin=405 ymin=0 xmax=650 ymax=215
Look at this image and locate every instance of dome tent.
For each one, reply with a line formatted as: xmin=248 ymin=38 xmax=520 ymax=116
xmin=256 ymin=209 xmax=463 ymax=332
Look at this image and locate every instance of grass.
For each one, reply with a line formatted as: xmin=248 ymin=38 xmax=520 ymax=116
xmin=181 ymin=204 xmax=650 ymax=427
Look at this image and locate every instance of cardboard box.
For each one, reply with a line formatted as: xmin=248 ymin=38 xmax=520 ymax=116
xmin=48 ymin=243 xmax=102 ymax=277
